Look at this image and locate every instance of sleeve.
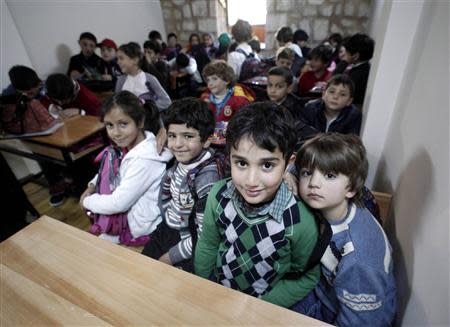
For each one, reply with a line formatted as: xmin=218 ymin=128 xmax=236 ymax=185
xmin=146 ymin=75 xmax=172 ymax=111
xmin=115 ymin=75 xmax=126 ymax=93
xmin=83 ymin=157 xmax=158 ymax=215
xmin=183 ymin=57 xmax=198 ymax=75
xmin=30 ymin=100 xmax=56 ymax=128
xmin=227 ymin=52 xmax=241 ymax=76
xmin=194 ymin=181 xmax=223 ymax=279
xmin=345 ymin=108 xmax=362 ymax=136
xmin=333 ymin=262 xmax=395 ymax=327
xmin=261 ymin=203 xmax=321 ymax=308
xmin=168 ymin=166 xmax=221 ymax=264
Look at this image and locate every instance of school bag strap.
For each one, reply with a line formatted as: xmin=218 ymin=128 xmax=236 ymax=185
xmin=282 ymin=208 xmax=332 ymax=280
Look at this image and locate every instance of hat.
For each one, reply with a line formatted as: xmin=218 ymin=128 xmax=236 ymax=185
xmin=218 ymin=33 xmax=231 ymax=47
xmin=98 ymin=38 xmax=117 ymax=50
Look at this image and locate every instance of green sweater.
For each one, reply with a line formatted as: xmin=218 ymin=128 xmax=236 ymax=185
xmin=194 ymin=179 xmax=320 ymax=308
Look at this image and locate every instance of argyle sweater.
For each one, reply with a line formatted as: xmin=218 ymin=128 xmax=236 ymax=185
xmin=194 ymin=179 xmax=320 ymax=308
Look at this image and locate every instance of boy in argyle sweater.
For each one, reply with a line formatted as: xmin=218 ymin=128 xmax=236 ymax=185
xmin=194 ymin=102 xmax=320 ymax=308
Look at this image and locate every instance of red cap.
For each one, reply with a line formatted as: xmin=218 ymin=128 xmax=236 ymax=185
xmin=98 ymin=38 xmax=117 ymax=50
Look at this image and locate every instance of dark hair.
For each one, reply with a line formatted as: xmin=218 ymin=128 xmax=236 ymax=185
xmin=248 ymin=39 xmax=261 ymax=53
xmin=202 ymin=60 xmax=235 ymax=86
xmin=118 ymin=42 xmax=143 ymax=66
xmin=294 ymin=29 xmax=309 ymax=43
xmin=308 ymin=45 xmax=333 ymax=64
xmin=344 ymin=33 xmax=375 ymax=61
xmin=231 ymin=19 xmax=252 ymax=43
xmin=295 ymin=133 xmax=368 ymax=204
xmin=176 ymin=53 xmax=190 ymax=68
xmin=328 ymin=33 xmax=342 ymax=45
xmin=277 ymin=47 xmax=295 ymax=61
xmin=45 ymin=74 xmax=74 ymax=101
xmin=167 ymin=32 xmax=177 ymax=40
xmin=189 ymin=33 xmax=200 ymax=43
xmin=267 ymin=66 xmax=293 ymax=85
xmin=8 ymin=65 xmax=40 ymax=91
xmin=163 ymin=97 xmax=215 ymax=142
xmin=226 ymin=102 xmax=297 ymax=161
xmin=101 ymin=91 xmax=160 ymax=135
xmin=148 ymin=30 xmax=162 ymax=41
xmin=326 ymin=74 xmax=355 ymax=98
xmin=276 ymin=27 xmax=293 ymax=43
xmin=143 ymin=40 xmax=162 ymax=54
xmin=79 ymin=32 xmax=97 ymax=43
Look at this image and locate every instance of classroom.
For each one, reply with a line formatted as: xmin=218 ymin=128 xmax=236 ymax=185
xmin=0 ymin=1 xmax=448 ymax=326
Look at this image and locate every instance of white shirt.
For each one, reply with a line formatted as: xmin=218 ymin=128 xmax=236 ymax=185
xmin=122 ymin=71 xmax=149 ymax=97
xmin=227 ymin=43 xmax=254 ymax=77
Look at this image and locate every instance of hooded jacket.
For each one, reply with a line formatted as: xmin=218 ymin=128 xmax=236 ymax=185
xmin=83 ymin=132 xmax=173 ymax=238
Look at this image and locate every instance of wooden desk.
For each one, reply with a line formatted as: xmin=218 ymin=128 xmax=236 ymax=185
xmin=1 ymin=216 xmax=330 ymax=326
xmin=0 ymin=115 xmax=104 ymax=166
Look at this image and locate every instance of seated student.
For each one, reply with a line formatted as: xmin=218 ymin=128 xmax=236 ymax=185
xmin=202 ymin=33 xmax=218 ymax=60
xmin=215 ymin=32 xmax=231 ymax=60
xmin=41 ymin=73 xmax=101 ymax=117
xmin=266 ymin=66 xmax=305 ymax=121
xmin=184 ymin=33 xmax=201 ymax=55
xmin=148 ymin=30 xmax=164 ymax=46
xmin=298 ymin=45 xmax=333 ymax=96
xmin=1 ymin=65 xmax=56 ymax=134
xmin=200 ymin=60 xmax=254 ymax=145
xmin=227 ymin=19 xmax=255 ymax=78
xmin=194 ymin=102 xmax=320 ymax=309
xmin=294 ymin=133 xmax=396 ymax=326
xmin=143 ymin=40 xmax=170 ymax=92
xmin=275 ymin=47 xmax=299 ymax=86
xmin=300 ymin=74 xmax=362 ymax=135
xmin=142 ymin=98 xmax=224 ymax=271
xmin=97 ymin=38 xmax=122 ymax=86
xmin=168 ymin=53 xmax=204 ymax=98
xmin=67 ymin=32 xmax=102 ymax=80
xmin=333 ymin=33 xmax=375 ymax=107
xmin=115 ymin=42 xmax=171 ymax=111
xmin=162 ymin=32 xmax=181 ymax=61
xmin=294 ymin=29 xmax=311 ymax=59
xmin=275 ymin=26 xmax=304 ymax=76
xmin=80 ymin=91 xmax=172 ymax=245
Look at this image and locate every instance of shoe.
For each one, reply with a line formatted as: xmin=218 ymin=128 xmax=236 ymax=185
xmin=49 ymin=194 xmax=65 ymax=207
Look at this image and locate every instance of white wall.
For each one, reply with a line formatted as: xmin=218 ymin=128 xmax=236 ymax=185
xmin=364 ymin=1 xmax=449 ymax=326
xmin=3 ymin=0 xmax=166 ymax=81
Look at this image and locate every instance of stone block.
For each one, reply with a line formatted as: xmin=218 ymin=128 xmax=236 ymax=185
xmin=330 ymin=23 xmax=344 ymax=35
xmin=174 ymin=9 xmax=182 ymax=20
xmin=276 ymin=0 xmax=292 ymax=11
xmin=192 ymin=0 xmax=208 ymax=17
xmin=183 ymin=4 xmax=192 ymax=18
xmin=198 ymin=18 xmax=217 ymax=33
xmin=182 ymin=20 xmax=196 ymax=31
xmin=313 ymin=18 xmax=329 ymax=41
xmin=335 ymin=3 xmax=342 ymax=15
xmin=308 ymin=0 xmax=324 ymax=4
xmin=266 ymin=14 xmax=287 ymax=31
xmin=173 ymin=0 xmax=186 ymax=6
xmin=358 ymin=1 xmax=371 ymax=17
xmin=341 ymin=18 xmax=354 ymax=28
xmin=344 ymin=1 xmax=355 ymax=16
xmin=302 ymin=5 xmax=317 ymax=16
xmin=209 ymin=0 xmax=217 ymax=17
xmin=318 ymin=4 xmax=333 ymax=16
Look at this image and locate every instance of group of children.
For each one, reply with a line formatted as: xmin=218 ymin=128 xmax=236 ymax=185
xmin=1 ymin=20 xmax=395 ymax=327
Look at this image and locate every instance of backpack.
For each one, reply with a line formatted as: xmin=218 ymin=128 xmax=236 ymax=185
xmin=88 ymin=145 xmax=150 ymax=246
xmin=235 ymin=49 xmax=268 ymax=82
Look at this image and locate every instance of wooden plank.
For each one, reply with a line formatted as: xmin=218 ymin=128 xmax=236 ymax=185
xmin=0 ymin=216 xmax=331 ymax=326
xmin=372 ymin=191 xmax=393 ymax=225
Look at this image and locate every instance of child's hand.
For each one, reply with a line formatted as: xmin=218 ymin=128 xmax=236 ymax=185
xmin=59 ymin=108 xmax=81 ymax=119
xmin=156 ymin=127 xmax=167 ymax=155
xmin=101 ymin=74 xmax=113 ymax=81
xmin=159 ymin=252 xmax=172 ymax=265
xmin=79 ymin=184 xmax=95 ymax=209
xmin=70 ymin=70 xmax=84 ymax=80
xmin=283 ymin=171 xmax=299 ymax=196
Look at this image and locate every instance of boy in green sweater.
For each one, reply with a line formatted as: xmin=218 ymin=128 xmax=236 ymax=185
xmin=194 ymin=102 xmax=319 ymax=308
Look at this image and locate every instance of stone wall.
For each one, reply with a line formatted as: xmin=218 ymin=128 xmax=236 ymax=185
xmin=266 ymin=0 xmax=373 ymax=50
xmin=160 ymin=0 xmax=227 ymax=46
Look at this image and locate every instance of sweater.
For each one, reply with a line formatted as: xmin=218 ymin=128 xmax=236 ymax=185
xmin=316 ymin=204 xmax=396 ymax=326
xmin=83 ymin=132 xmax=173 ymax=238
xmin=194 ymin=179 xmax=320 ymax=308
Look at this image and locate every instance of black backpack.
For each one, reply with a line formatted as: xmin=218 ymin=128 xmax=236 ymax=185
xmin=235 ymin=49 xmax=268 ymax=82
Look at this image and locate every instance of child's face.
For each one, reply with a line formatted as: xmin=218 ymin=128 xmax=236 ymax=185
xmin=101 ymin=46 xmax=116 ymax=62
xmin=104 ymin=106 xmax=144 ymax=150
xmin=117 ymin=50 xmax=139 ymax=74
xmin=276 ymin=58 xmax=293 ymax=69
xmin=309 ymin=58 xmax=327 ymax=72
xmin=144 ymin=48 xmax=156 ymax=64
xmin=203 ymin=35 xmax=212 ymax=46
xmin=167 ymin=124 xmax=210 ymax=164
xmin=298 ymin=167 xmax=355 ymax=221
xmin=267 ymin=75 xmax=289 ymax=103
xmin=230 ymin=136 xmax=288 ymax=205
xmin=338 ymin=46 xmax=347 ymax=61
xmin=168 ymin=36 xmax=177 ymax=48
xmin=322 ymin=83 xmax=353 ymax=112
xmin=190 ymin=36 xmax=200 ymax=46
xmin=206 ymin=75 xmax=229 ymax=97
xmin=79 ymin=38 xmax=96 ymax=57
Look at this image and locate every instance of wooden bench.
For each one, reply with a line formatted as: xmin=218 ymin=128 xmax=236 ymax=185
xmin=372 ymin=191 xmax=393 ymax=226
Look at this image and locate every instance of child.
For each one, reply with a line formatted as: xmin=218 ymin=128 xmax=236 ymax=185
xmin=227 ymin=19 xmax=254 ymax=78
xmin=80 ymin=91 xmax=173 ymax=245
xmin=194 ymin=102 xmax=320 ymax=309
xmin=275 ymin=47 xmax=295 ymax=70
xmin=67 ymin=32 xmax=102 ymax=80
xmin=298 ymin=45 xmax=333 ymax=96
xmin=142 ymin=98 xmax=224 ymax=271
xmin=333 ymin=33 xmax=375 ymax=107
xmin=162 ymin=32 xmax=181 ymax=61
xmin=97 ymin=38 xmax=122 ymax=84
xmin=143 ymin=40 xmax=170 ymax=92
xmin=300 ymin=74 xmax=362 ymax=135
xmin=41 ymin=73 xmax=101 ymax=117
xmin=275 ymin=26 xmax=304 ymax=76
xmin=115 ymin=42 xmax=171 ymax=111
xmin=294 ymin=29 xmax=311 ymax=59
xmin=266 ymin=66 xmax=305 ymax=122
xmin=294 ymin=133 xmax=396 ymax=326
xmin=168 ymin=53 xmax=204 ymax=98
xmin=202 ymin=33 xmax=217 ymax=59
xmin=200 ymin=60 xmax=254 ymax=145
